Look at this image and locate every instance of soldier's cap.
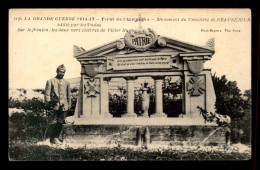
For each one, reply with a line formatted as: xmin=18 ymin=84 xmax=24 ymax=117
xmin=57 ymin=64 xmax=66 ymax=72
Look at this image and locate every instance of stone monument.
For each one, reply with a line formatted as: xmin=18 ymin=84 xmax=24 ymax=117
xmin=63 ymin=26 xmax=229 ymax=146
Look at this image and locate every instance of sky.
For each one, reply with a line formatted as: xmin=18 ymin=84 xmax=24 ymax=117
xmin=9 ymin=9 xmax=251 ymax=93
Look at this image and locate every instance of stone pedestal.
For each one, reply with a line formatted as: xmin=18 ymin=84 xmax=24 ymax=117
xmin=122 ymin=76 xmax=137 ymax=117
xmin=62 ymin=124 xmax=229 ymax=146
xmin=151 ymin=76 xmax=166 ymax=117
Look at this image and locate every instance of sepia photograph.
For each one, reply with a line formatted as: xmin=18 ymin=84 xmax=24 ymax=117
xmin=8 ymin=8 xmax=252 ymax=161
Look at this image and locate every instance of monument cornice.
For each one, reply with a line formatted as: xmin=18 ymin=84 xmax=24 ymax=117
xmin=179 ymin=52 xmax=212 ymax=56
xmin=100 ymin=69 xmax=211 ymax=79
xmin=80 ymin=59 xmax=106 ymax=65
xmin=78 ymin=57 xmax=107 ymax=65
xmin=179 ymin=52 xmax=212 ymax=61
xmin=74 ymin=32 xmax=215 ymax=59
xmin=74 ymin=40 xmax=119 ymax=58
xmin=102 ymin=72 xmax=181 ymax=79
xmin=161 ymin=36 xmax=215 ymax=55
xmin=77 ymin=55 xmax=107 ymax=60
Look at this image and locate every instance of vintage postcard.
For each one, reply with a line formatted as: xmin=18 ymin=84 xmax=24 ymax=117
xmin=9 ymin=8 xmax=251 ymax=161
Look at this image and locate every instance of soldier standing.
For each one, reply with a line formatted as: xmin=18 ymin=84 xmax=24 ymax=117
xmin=44 ymin=64 xmax=71 ymax=145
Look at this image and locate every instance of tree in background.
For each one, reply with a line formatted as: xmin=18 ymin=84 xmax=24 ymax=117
xmin=68 ymin=87 xmax=79 ymax=117
xmin=109 ymin=93 xmax=127 ymax=117
xmin=211 ymin=73 xmax=251 ymax=143
xmin=162 ymin=77 xmax=182 ymax=117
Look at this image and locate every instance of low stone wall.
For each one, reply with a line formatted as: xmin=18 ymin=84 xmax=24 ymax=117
xmin=62 ymin=125 xmax=230 ymax=146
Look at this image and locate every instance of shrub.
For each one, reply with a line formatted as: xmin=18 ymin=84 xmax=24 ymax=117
xmin=9 ymin=142 xmax=251 ymax=161
xmin=109 ymin=94 xmax=127 ymax=117
xmin=68 ymin=87 xmax=78 ymax=117
xmin=199 ymin=73 xmax=251 ymax=144
xmin=9 ymin=88 xmax=79 ymax=142
xmin=9 ymin=112 xmax=26 ymax=141
xmin=8 ymin=97 xmax=22 ymax=108
xmin=8 ymin=97 xmax=59 ymax=142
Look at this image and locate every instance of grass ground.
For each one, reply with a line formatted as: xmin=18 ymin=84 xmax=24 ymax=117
xmin=8 ymin=141 xmax=251 ymax=161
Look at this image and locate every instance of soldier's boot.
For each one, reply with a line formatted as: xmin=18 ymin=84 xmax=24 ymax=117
xmin=58 ymin=129 xmax=64 ymax=143
xmin=53 ymin=138 xmax=62 ymax=145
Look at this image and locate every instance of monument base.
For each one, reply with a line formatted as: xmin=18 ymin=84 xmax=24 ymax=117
xmin=62 ymin=124 xmax=229 ymax=147
xmin=121 ymin=113 xmax=137 ymax=118
xmin=150 ymin=113 xmax=167 ymax=118
xmin=70 ymin=116 xmax=212 ymax=126
xmin=138 ymin=115 xmax=149 ymax=118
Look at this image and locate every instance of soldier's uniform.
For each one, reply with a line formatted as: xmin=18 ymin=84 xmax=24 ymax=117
xmin=44 ymin=65 xmax=71 ymax=144
xmin=45 ymin=77 xmax=71 ymax=112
